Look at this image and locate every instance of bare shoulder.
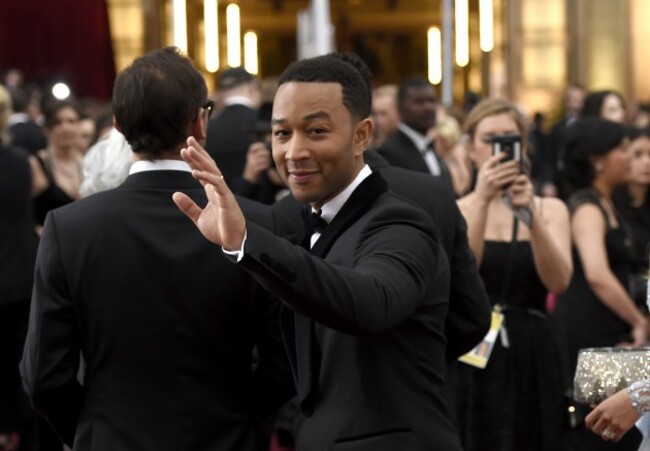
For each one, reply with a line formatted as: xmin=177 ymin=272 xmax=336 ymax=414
xmin=537 ymin=196 xmax=569 ymax=221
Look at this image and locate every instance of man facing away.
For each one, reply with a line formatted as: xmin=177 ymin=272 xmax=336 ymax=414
xmin=20 ymin=47 xmax=292 ymax=451
xmin=174 ymin=55 xmax=462 ymax=450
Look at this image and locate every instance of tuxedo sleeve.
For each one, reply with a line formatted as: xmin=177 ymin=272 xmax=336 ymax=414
xmin=239 ymin=206 xmax=448 ymax=335
xmin=445 ymin=207 xmax=492 ymax=361
xmin=20 ymin=212 xmax=82 ymax=447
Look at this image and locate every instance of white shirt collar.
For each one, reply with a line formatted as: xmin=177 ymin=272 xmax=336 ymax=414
xmin=8 ymin=112 xmax=30 ymax=126
xmin=224 ymin=96 xmax=254 ymax=108
xmin=314 ymin=164 xmax=372 ymax=224
xmin=398 ymin=122 xmax=431 ymax=153
xmin=129 ymin=159 xmax=192 ymax=174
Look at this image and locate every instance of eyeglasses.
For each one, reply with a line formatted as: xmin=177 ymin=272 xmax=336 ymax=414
xmin=203 ymin=100 xmax=215 ymax=119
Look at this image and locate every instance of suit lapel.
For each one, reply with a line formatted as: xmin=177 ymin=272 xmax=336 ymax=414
xmin=293 ymin=171 xmax=389 ymax=415
xmin=396 ymin=130 xmax=430 ymax=174
xmin=310 ymin=172 xmax=389 ymax=257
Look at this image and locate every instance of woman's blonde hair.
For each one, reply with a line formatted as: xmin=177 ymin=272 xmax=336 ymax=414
xmin=462 ymin=98 xmax=528 ymax=152
xmin=0 ymin=85 xmax=12 ymax=133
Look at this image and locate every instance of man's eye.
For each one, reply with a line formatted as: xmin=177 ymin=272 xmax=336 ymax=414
xmin=273 ymin=130 xmax=289 ymax=137
xmin=310 ymin=128 xmax=326 ymax=134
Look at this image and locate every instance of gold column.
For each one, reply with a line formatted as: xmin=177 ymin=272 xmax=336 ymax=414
xmin=106 ymin=0 xmax=146 ymax=73
xmin=508 ymin=0 xmax=566 ymax=113
xmin=583 ymin=0 xmax=630 ymax=96
xmin=630 ymin=0 xmax=650 ymax=100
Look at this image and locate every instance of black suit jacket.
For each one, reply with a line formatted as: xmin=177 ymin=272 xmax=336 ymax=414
xmin=376 ymin=129 xmax=453 ymax=189
xmin=205 ymin=104 xmax=258 ymax=181
xmin=244 ymin=173 xmax=462 ymax=451
xmin=9 ymin=121 xmax=47 ymax=155
xmin=364 ymin=151 xmax=490 ymax=360
xmin=0 ymin=145 xmax=38 ymax=304
xmin=20 ymin=170 xmax=293 ymax=451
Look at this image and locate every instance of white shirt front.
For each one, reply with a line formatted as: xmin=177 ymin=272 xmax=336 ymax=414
xmin=309 ymin=164 xmax=372 ymax=248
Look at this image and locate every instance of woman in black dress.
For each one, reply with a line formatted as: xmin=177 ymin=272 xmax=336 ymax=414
xmin=30 ymin=100 xmax=83 ymax=227
xmin=612 ymin=127 xmax=650 ymax=308
xmin=554 ymin=118 xmax=646 ymax=450
xmin=454 ymin=99 xmax=573 ymax=451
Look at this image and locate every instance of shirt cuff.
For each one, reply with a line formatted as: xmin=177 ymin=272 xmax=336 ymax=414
xmin=222 ymin=230 xmax=247 ymax=262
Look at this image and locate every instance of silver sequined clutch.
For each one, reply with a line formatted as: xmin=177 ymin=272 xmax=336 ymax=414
xmin=574 ymin=347 xmax=650 ymax=404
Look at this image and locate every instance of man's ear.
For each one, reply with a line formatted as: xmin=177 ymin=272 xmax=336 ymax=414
xmin=354 ymin=118 xmax=373 ymax=156
xmin=189 ymin=108 xmax=207 ymax=141
xmin=113 ymin=115 xmax=122 ymax=133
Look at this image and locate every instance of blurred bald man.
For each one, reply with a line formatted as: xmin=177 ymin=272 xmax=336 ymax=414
xmin=370 ymin=84 xmax=399 ymax=148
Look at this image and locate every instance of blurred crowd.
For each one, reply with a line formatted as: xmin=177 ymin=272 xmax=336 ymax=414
xmin=0 ymin=52 xmax=649 ymax=451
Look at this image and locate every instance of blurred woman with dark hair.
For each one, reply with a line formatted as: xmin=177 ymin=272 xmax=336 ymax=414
xmin=30 ymin=99 xmax=83 ymax=228
xmin=581 ymin=90 xmax=626 ymax=124
xmin=612 ymin=127 xmax=650 ymax=311
xmin=555 ymin=118 xmax=646 ymax=450
xmin=612 ymin=127 xmax=650 ymax=309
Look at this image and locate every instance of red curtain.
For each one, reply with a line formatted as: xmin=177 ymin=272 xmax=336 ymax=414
xmin=0 ymin=0 xmax=116 ymax=100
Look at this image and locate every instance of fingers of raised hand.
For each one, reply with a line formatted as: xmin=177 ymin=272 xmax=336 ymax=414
xmin=172 ymin=192 xmax=203 ymax=223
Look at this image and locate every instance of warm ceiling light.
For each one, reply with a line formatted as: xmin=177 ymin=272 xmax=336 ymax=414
xmin=226 ymin=3 xmax=241 ymax=67
xmin=173 ymin=0 xmax=188 ymax=53
xmin=480 ymin=0 xmax=494 ymax=52
xmin=427 ymin=27 xmax=442 ymax=85
xmin=244 ymin=31 xmax=258 ymax=75
xmin=205 ymin=0 xmax=219 ymax=72
xmin=455 ymin=0 xmax=469 ymax=67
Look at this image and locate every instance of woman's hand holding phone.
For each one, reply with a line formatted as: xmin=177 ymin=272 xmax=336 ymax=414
xmin=474 ymin=152 xmax=521 ymax=202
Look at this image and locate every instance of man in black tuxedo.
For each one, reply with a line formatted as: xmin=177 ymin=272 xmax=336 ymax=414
xmin=205 ymin=67 xmax=261 ymax=181
xmin=174 ymin=56 xmax=462 ymax=450
xmin=7 ymin=88 xmax=47 ymax=154
xmin=20 ymin=47 xmax=292 ymax=451
xmin=376 ymin=77 xmax=452 ymax=188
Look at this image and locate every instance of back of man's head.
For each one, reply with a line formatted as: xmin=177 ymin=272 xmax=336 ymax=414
xmin=112 ymin=47 xmax=207 ymax=156
xmin=278 ymin=55 xmax=370 ymax=121
xmin=218 ymin=67 xmax=254 ymax=91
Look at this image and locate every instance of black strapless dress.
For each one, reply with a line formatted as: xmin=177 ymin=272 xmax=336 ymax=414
xmin=453 ymin=239 xmax=566 ymax=451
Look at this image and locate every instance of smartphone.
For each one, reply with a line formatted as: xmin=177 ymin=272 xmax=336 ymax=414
xmin=491 ymin=134 xmax=522 ymax=169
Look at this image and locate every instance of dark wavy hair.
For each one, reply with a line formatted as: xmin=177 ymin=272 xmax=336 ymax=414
xmin=580 ymin=90 xmax=625 ymax=119
xmin=43 ymin=99 xmax=82 ymax=129
xmin=112 ymin=47 xmax=207 ymax=156
xmin=278 ymin=55 xmax=371 ymax=120
xmin=562 ymin=118 xmax=626 ymax=191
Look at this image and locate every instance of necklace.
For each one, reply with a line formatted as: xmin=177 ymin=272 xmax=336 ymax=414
xmin=48 ymin=147 xmax=81 ymax=180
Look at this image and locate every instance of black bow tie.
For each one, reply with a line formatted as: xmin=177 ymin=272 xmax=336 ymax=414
xmin=304 ymin=209 xmax=328 ymax=235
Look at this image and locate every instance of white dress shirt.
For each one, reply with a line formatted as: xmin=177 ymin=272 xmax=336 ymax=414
xmin=398 ymin=123 xmax=441 ymax=176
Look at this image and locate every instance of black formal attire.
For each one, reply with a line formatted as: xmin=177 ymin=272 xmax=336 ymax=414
xmin=0 ymin=144 xmax=38 ymax=442
xmin=554 ymin=189 xmax=642 ymax=450
xmin=376 ymin=125 xmax=453 ymax=190
xmin=454 ymin=239 xmax=566 ymax=451
xmin=205 ymin=102 xmax=258 ymax=181
xmin=32 ymin=153 xmax=79 ymax=226
xmin=363 ymin=150 xmax=490 ymax=360
xmin=8 ymin=120 xmax=47 ymax=155
xmin=21 ymin=164 xmax=293 ymax=451
xmin=237 ymin=169 xmax=462 ymax=451
xmin=613 ymin=186 xmax=650 ymax=308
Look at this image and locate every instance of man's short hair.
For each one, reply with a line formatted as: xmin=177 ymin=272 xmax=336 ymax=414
xmin=217 ymin=67 xmax=255 ymax=91
xmin=397 ymin=77 xmax=434 ymax=105
xmin=278 ymin=55 xmax=371 ymax=120
xmin=112 ymin=47 xmax=207 ymax=156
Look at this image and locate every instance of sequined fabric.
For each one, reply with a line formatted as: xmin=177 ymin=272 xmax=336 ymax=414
xmin=628 ymin=380 xmax=650 ymax=415
xmin=574 ymin=348 xmax=650 ymax=405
